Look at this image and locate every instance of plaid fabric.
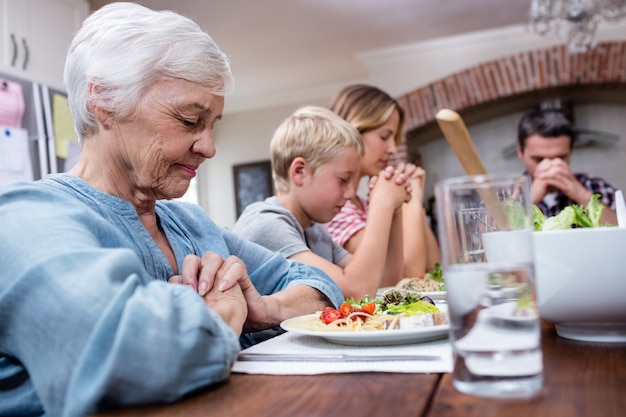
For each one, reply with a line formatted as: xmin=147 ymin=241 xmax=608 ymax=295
xmin=536 ymin=172 xmax=616 ymax=217
xmin=326 ymin=196 xmax=368 ymax=247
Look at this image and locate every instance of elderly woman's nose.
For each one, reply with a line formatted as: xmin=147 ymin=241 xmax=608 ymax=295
xmin=194 ymin=132 xmax=216 ymax=158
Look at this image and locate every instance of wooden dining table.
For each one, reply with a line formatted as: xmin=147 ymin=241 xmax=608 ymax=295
xmin=94 ymin=320 xmax=625 ymax=417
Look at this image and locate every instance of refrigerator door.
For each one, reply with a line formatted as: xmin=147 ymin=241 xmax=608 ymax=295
xmin=0 ymin=71 xmax=48 ymax=182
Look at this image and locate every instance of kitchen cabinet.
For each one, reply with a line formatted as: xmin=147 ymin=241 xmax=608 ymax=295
xmin=0 ymin=0 xmax=88 ymax=89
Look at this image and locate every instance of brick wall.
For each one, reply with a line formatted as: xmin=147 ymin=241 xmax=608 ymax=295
xmin=396 ymin=41 xmax=626 ymax=140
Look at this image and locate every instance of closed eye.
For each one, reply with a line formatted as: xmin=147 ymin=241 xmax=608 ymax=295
xmin=179 ymin=117 xmax=205 ymax=131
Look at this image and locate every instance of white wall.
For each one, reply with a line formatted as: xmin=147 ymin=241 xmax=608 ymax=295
xmin=361 ymin=22 xmax=626 ymax=97
xmin=201 ymin=99 xmax=327 ymax=228
xmin=201 ymin=22 xmax=626 ymax=228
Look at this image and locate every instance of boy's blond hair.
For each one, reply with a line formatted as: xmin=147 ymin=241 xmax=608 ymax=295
xmin=270 ymin=105 xmax=364 ymax=193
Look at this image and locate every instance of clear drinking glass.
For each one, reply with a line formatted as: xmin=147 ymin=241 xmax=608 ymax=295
xmin=435 ymin=173 xmax=542 ymax=399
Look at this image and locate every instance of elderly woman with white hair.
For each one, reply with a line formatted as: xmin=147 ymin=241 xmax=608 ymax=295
xmin=0 ymin=3 xmax=342 ymax=416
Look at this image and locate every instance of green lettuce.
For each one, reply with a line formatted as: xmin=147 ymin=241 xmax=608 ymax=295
xmin=586 ymin=194 xmax=604 ymax=227
xmin=542 ymin=206 xmax=576 ymax=231
xmin=534 ymin=194 xmax=606 ymax=231
xmin=386 ymin=300 xmax=441 ymax=316
xmin=503 ymin=198 xmax=529 ymax=229
xmin=532 ymin=205 xmax=545 ymax=231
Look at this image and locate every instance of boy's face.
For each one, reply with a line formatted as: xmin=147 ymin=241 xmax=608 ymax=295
xmin=301 ymin=147 xmax=361 ymax=224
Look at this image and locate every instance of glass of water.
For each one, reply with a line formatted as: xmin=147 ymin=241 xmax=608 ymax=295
xmin=435 ymin=173 xmax=542 ymax=399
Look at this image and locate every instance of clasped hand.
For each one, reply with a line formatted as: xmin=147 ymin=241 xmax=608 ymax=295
xmin=169 ymin=252 xmax=268 ymax=335
xmin=532 ymin=158 xmax=590 ymax=205
xmin=368 ymin=162 xmax=426 ymax=207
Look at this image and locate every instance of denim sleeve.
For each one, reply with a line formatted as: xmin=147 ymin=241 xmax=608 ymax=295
xmin=0 ymin=186 xmax=241 ymax=417
xmin=221 ymin=229 xmax=344 ymax=307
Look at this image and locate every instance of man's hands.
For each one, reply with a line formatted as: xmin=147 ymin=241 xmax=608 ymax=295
xmin=531 ymin=158 xmax=592 ymax=206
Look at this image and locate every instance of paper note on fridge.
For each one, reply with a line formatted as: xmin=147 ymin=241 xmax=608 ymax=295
xmin=0 ymin=79 xmax=26 ymax=128
xmin=52 ymin=93 xmax=78 ymax=159
xmin=0 ymin=127 xmax=34 ymax=186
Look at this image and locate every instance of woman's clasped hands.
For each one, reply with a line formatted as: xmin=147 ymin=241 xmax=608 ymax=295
xmin=169 ymin=253 xmax=270 ymax=335
xmin=368 ymin=162 xmax=422 ymax=207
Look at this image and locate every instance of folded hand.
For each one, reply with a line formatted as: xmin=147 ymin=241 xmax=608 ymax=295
xmin=169 ymin=253 xmax=272 ymax=333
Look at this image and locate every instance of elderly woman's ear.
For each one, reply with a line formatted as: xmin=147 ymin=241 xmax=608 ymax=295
xmin=88 ymin=82 xmax=114 ymax=129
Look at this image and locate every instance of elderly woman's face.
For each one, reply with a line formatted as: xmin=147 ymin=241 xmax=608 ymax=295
xmin=112 ymin=77 xmax=224 ymax=200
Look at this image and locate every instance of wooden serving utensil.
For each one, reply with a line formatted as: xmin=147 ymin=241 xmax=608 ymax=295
xmin=435 ymin=108 xmax=510 ymax=230
xmin=435 ymin=109 xmax=488 ymax=177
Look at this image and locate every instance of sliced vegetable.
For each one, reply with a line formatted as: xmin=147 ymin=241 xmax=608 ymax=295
xmin=319 ymin=307 xmax=342 ymax=324
xmin=339 ymin=302 xmax=355 ymax=317
xmin=360 ymin=302 xmax=376 ymax=315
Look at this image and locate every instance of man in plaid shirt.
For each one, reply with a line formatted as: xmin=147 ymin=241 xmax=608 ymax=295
xmin=516 ymin=109 xmax=617 ymax=225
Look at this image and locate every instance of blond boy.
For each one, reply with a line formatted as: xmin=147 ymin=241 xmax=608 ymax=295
xmin=232 ymin=106 xmax=411 ymax=299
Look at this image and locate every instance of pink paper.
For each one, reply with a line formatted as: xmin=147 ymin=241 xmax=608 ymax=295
xmin=0 ymin=79 xmax=25 ymax=128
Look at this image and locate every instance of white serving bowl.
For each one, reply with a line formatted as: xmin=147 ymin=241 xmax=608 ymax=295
xmin=532 ymin=227 xmax=626 ymax=342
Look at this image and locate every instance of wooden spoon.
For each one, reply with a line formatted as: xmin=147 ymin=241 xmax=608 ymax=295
xmin=435 ymin=108 xmax=510 ymax=230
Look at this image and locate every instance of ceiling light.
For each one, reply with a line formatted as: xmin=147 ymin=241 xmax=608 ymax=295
xmin=530 ymin=0 xmax=626 ymax=53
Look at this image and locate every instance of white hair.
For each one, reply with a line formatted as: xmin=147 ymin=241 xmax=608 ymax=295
xmin=64 ymin=2 xmax=234 ymax=141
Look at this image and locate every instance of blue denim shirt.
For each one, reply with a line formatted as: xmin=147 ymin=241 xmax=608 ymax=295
xmin=0 ymin=174 xmax=343 ymax=417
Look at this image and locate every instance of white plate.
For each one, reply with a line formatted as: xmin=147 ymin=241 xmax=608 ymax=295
xmin=376 ymin=287 xmax=447 ymax=301
xmin=418 ymin=291 xmax=447 ymax=301
xmin=280 ymin=310 xmax=449 ymax=346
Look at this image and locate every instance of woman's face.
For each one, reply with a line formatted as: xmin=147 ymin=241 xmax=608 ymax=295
xmin=358 ymin=109 xmax=400 ymax=178
xmin=111 ymin=77 xmax=224 ymax=200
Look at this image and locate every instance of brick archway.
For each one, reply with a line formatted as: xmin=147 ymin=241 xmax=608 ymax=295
xmin=396 ymin=41 xmax=626 ymax=157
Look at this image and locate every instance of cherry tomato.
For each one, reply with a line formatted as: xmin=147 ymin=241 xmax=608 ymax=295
xmin=360 ymin=302 xmax=376 ymax=315
xmin=319 ymin=307 xmax=342 ymax=324
xmin=339 ymin=302 xmax=355 ymax=317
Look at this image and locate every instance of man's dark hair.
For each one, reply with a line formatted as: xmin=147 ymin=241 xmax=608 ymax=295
xmin=517 ymin=109 xmax=576 ymax=151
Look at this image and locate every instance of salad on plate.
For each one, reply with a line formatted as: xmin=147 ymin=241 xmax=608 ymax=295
xmin=284 ymin=289 xmax=448 ymax=333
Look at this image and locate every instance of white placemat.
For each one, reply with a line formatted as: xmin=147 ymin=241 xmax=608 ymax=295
xmin=232 ymin=331 xmax=453 ymax=375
